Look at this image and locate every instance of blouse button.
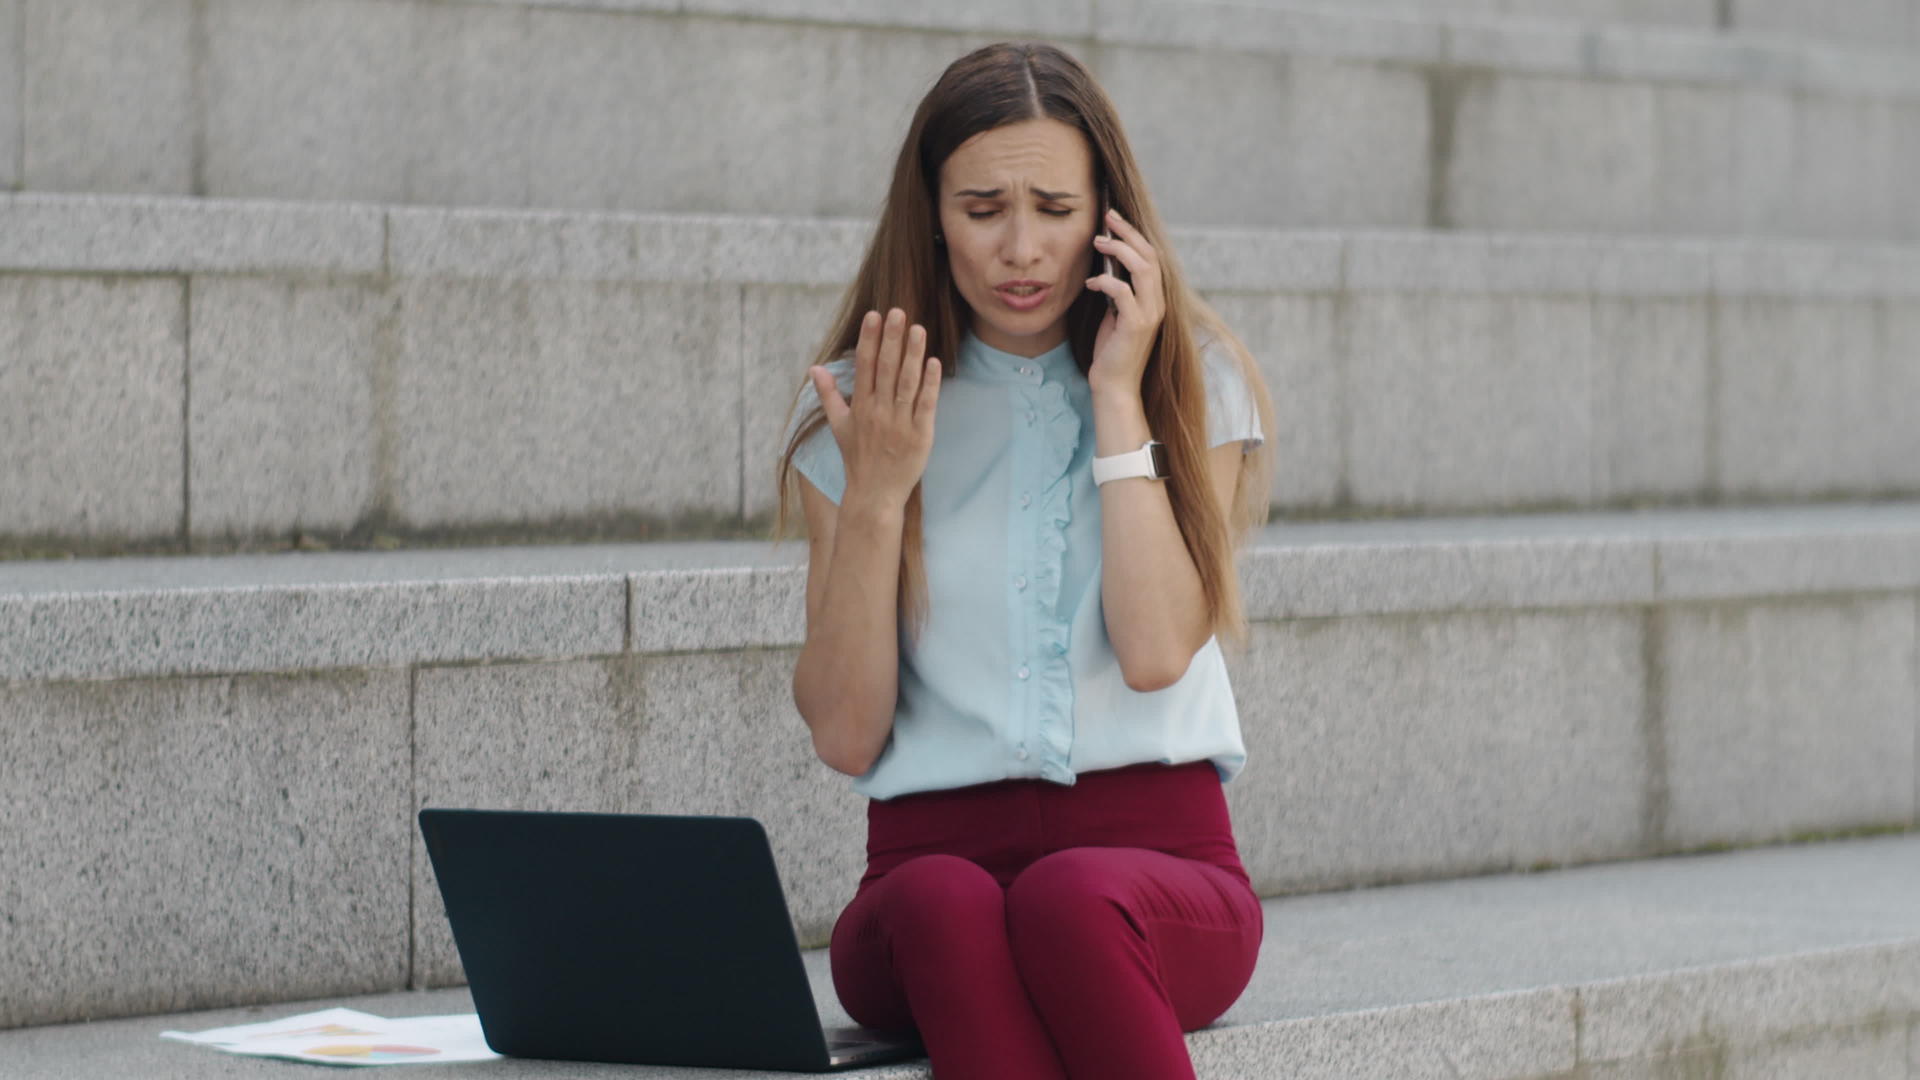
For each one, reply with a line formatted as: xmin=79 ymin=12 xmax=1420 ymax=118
xmin=1014 ymin=575 xmax=1027 ymax=590
xmin=1019 ymin=492 xmax=1032 ymax=508
xmin=1016 ymin=744 xmax=1029 ymax=760
xmin=1016 ymin=665 xmax=1030 ymax=680
xmin=1026 ymin=410 xmax=1036 ymax=425
xmin=1019 ymin=365 xmax=1033 ymax=377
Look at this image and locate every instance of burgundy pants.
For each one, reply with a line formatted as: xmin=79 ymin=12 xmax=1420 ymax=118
xmin=828 ymin=760 xmax=1264 ymax=1080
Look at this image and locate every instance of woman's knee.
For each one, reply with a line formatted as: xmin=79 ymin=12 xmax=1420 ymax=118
xmin=1004 ymin=848 xmax=1139 ymax=945
xmin=867 ymin=853 xmax=1005 ymax=938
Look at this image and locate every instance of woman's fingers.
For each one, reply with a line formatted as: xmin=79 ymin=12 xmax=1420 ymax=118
xmin=812 ymin=366 xmax=849 ymax=428
xmin=854 ymin=309 xmax=880 ymax=400
xmin=1101 ymin=206 xmax=1152 ymax=256
xmin=895 ymin=323 xmax=925 ymax=405
xmin=874 ymin=308 xmax=905 ymax=403
xmin=826 ymin=308 xmax=939 ymax=500
xmin=914 ymin=357 xmax=942 ymax=427
xmin=844 ymin=307 xmax=938 ymax=433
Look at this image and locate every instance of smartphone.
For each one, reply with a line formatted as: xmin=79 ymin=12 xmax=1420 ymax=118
xmin=1099 ymin=185 xmax=1129 ymax=309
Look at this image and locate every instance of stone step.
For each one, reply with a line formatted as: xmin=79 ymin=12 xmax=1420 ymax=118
xmin=4 ymin=833 xmax=1916 ymax=1078
xmin=4 ymin=0 xmax=1918 ymax=241
xmin=2 ymin=501 xmax=1915 ymax=1028
xmin=1238 ymin=0 xmax=1920 ymax=55
xmin=3 ymin=191 xmax=1917 ymax=554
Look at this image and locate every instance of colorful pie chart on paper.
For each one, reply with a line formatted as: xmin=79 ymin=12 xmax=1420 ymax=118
xmin=305 ymin=1043 xmax=442 ymax=1060
xmin=260 ymin=1023 xmax=381 ymax=1039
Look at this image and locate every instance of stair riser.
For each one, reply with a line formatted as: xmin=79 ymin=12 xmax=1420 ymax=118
xmin=4 ymin=0 xmax=1919 ymax=240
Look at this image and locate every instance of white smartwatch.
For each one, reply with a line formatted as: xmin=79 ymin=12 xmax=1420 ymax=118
xmin=1092 ymin=439 xmax=1169 ymax=486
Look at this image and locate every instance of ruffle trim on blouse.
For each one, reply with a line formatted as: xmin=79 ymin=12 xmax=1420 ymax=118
xmin=1026 ymin=375 xmax=1080 ymax=771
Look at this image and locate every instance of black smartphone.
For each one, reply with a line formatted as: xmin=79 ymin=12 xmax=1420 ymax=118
xmin=1099 ymin=185 xmax=1130 ymax=309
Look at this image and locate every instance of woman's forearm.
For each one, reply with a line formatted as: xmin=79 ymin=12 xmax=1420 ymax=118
xmin=1092 ymin=385 xmax=1211 ymax=691
xmin=793 ymin=486 xmax=907 ymax=776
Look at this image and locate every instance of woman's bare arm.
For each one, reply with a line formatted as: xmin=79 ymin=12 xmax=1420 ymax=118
xmin=1082 ymin=206 xmax=1243 ymax=691
xmin=791 ymin=476 xmax=908 ymax=776
xmin=1093 ymin=385 xmax=1244 ymax=691
xmin=789 ymin=307 xmax=942 ymax=776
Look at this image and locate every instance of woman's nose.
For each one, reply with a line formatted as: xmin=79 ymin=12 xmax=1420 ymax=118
xmin=1003 ymin=216 xmax=1041 ymax=266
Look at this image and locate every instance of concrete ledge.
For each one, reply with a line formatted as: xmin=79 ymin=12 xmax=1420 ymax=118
xmin=8 ymin=193 xmax=1920 ymax=298
xmin=0 ymin=194 xmax=386 ymax=274
xmin=3 ymin=834 xmax=1916 ymax=1078
xmin=4 ymin=502 xmax=1917 ymax=682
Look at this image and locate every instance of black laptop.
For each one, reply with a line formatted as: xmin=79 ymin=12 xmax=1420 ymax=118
xmin=417 ymin=808 xmax=924 ymax=1072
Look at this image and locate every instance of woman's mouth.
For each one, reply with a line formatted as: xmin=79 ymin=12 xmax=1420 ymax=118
xmin=996 ymin=283 xmax=1050 ymax=311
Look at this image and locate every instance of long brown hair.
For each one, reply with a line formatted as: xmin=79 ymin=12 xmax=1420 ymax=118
xmin=774 ymin=40 xmax=1275 ymax=651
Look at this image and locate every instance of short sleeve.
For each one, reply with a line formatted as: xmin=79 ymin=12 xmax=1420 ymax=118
xmin=783 ymin=355 xmax=857 ymax=505
xmin=1200 ymin=338 xmax=1265 ymax=451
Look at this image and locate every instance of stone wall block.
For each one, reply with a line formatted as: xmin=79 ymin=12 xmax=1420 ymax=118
xmin=0 ymin=275 xmax=185 ymax=541
xmin=21 ymin=0 xmax=192 ymax=195
xmin=188 ymin=275 xmax=384 ymax=539
xmin=0 ymin=669 xmax=411 ymax=1027
xmin=1224 ymin=610 xmax=1647 ymax=894
xmin=1660 ymin=597 xmax=1918 ymax=848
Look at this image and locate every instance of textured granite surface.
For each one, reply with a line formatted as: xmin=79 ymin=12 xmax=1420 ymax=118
xmin=1345 ymin=293 xmax=1596 ymax=509
xmin=0 ymin=669 xmax=412 ymax=1029
xmin=202 ymin=0 xmax=414 ymax=205
xmin=1449 ymin=75 xmax=1659 ymax=235
xmin=22 ymin=0 xmax=192 ymax=195
xmin=1589 ymin=298 xmax=1711 ymax=501
xmin=0 ymin=193 xmax=384 ymax=274
xmin=0 ymin=275 xmax=185 ymax=540
xmin=0 ymin=570 xmax=628 ymax=683
xmin=1225 ymin=608 xmax=1649 ymax=894
xmin=1660 ymin=595 xmax=1918 ymax=846
xmin=188 ymin=276 xmax=386 ymax=537
xmin=0 ymin=0 xmax=17 ymax=193
xmin=1102 ymin=47 xmax=1429 ymax=229
xmin=386 ymin=278 xmax=741 ymax=527
xmin=403 ymin=2 xmax=534 ymax=210
xmin=1717 ymin=299 xmax=1910 ymax=497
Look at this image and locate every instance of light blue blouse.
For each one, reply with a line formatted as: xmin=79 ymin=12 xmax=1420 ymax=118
xmin=786 ymin=327 xmax=1265 ymax=801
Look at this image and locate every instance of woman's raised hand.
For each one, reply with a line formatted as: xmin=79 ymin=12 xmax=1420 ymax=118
xmin=811 ymin=307 xmax=942 ymax=508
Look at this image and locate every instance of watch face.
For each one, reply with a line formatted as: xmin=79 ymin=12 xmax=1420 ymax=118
xmin=1148 ymin=441 xmax=1170 ymax=479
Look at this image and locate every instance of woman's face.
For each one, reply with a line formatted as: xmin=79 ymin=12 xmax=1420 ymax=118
xmin=937 ymin=117 xmax=1100 ymax=359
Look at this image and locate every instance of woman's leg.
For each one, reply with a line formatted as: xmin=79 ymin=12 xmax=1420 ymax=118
xmin=829 ymin=853 xmax=1068 ymax=1080
xmin=1003 ymin=846 xmax=1264 ymax=1080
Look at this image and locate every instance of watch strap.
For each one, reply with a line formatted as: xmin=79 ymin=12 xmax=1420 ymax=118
xmin=1092 ymin=440 xmax=1168 ymax=485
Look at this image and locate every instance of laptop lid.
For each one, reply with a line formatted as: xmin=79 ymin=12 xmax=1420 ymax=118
xmin=417 ymin=808 xmax=918 ymax=1072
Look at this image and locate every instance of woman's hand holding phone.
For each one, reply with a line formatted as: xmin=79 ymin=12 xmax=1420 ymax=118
xmin=811 ymin=307 xmax=942 ymax=509
xmin=1085 ymin=194 xmax=1162 ymax=396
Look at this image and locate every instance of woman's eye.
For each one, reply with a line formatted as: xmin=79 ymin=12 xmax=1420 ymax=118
xmin=964 ymin=209 xmax=1073 ymax=219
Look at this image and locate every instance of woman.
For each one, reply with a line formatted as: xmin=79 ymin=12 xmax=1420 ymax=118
xmin=774 ymin=40 xmax=1277 ymax=1080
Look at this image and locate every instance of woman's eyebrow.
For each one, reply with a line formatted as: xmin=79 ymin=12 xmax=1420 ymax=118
xmin=953 ymin=188 xmax=1080 ymax=200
